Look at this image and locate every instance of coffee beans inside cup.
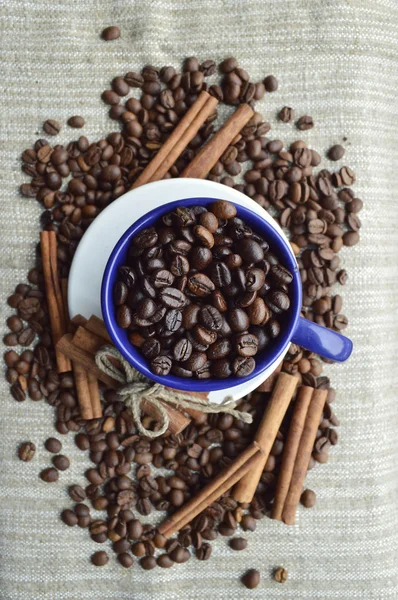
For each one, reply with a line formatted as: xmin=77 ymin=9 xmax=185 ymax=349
xmin=114 ymin=200 xmax=293 ymax=380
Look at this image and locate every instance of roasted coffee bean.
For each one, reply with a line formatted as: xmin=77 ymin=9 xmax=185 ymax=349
xmin=238 ymin=238 xmax=264 ymax=263
xmin=233 ymin=356 xmax=255 ymax=377
xmin=160 ymin=287 xmax=186 ymax=308
xmin=18 ymin=441 xmax=36 ymax=461
xmin=187 ymin=273 xmax=215 ymax=296
xmin=140 ymin=556 xmax=157 ymax=570
xmin=51 ymin=454 xmax=70 ymax=471
xmin=266 ymin=290 xmax=290 ymax=313
xmin=229 ymin=537 xmax=248 ymax=551
xmin=235 ymin=333 xmax=258 ymax=357
xmin=210 ymin=200 xmax=237 ymax=220
xmin=45 ymin=437 xmax=62 ymax=453
xmin=242 ymin=569 xmax=260 ymax=589
xmin=211 ymin=358 xmax=232 ymax=378
xmin=69 ymin=485 xmax=86 ymax=502
xmin=173 ymin=338 xmax=193 ymax=362
xmin=199 ymin=305 xmax=223 ymax=331
xmin=43 ymin=119 xmax=61 ymax=135
xmin=91 ymin=551 xmax=109 ymax=566
xmin=274 ymin=567 xmax=288 ymax=584
xmin=327 ymin=144 xmax=346 ymax=161
xmin=228 ymin=308 xmax=250 ymax=332
xmin=245 ymin=268 xmax=265 ymax=291
xmin=241 ymin=515 xmax=256 ymax=532
xmin=209 ymin=262 xmax=231 ymax=288
xmin=40 ymin=467 xmax=59 ymax=482
xmin=300 ymin=488 xmax=316 ymax=508
xmin=101 ymin=26 xmax=121 ymax=41
xmin=279 ymin=106 xmax=295 ymax=122
xmin=297 ymin=115 xmax=314 ymax=130
xmin=151 ymin=356 xmax=172 ymax=376
xmin=263 ymin=74 xmax=278 ymax=91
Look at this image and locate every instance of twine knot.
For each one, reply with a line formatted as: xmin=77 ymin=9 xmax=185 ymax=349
xmin=95 ymin=346 xmax=252 ymax=438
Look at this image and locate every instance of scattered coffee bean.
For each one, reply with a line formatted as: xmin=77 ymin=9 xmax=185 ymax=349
xmin=300 ymin=489 xmax=316 ymax=508
xmin=18 ymin=441 xmax=36 ymax=461
xmin=67 ymin=116 xmax=85 ymax=128
xmin=263 ymin=75 xmax=278 ymax=92
xmin=274 ymin=567 xmax=288 ymax=583
xmin=40 ymin=467 xmax=59 ymax=482
xmin=242 ymin=569 xmax=260 ymax=589
xmin=52 ymin=455 xmax=70 ymax=470
xmin=43 ymin=119 xmax=61 ymax=135
xmin=229 ymin=537 xmax=247 ymax=551
xmin=296 ymin=115 xmax=314 ymax=130
xmin=328 ymin=144 xmax=345 ymax=161
xmin=101 ymin=26 xmax=120 ymax=41
xmin=45 ymin=437 xmax=62 ymax=453
xmin=61 ymin=509 xmax=78 ymax=527
xmin=279 ymin=106 xmax=295 ymax=123
xmin=91 ymin=551 xmax=109 ymax=566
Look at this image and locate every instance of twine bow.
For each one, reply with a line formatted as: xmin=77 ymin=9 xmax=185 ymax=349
xmin=95 ymin=346 xmax=253 ymax=438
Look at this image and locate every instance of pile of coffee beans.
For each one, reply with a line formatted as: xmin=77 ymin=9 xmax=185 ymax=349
xmin=5 ymin=53 xmax=360 ymax=582
xmin=114 ymin=199 xmax=292 ymax=380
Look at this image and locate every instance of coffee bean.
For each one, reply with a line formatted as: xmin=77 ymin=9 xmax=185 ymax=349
xmin=230 ymin=537 xmax=247 ymax=551
xmin=151 ymin=356 xmax=172 ymax=376
xmin=18 ymin=441 xmax=36 ymax=461
xmin=236 ymin=333 xmax=258 ymax=357
xmin=40 ymin=467 xmax=59 ymax=482
xmin=140 ymin=556 xmax=157 ymax=570
xmin=242 ymin=569 xmax=260 ymax=589
xmin=238 ymin=238 xmax=264 ymax=263
xmin=52 ymin=455 xmax=70 ymax=470
xmin=45 ymin=437 xmax=62 ymax=453
xmin=264 ymin=75 xmax=278 ymax=92
xmin=173 ymin=338 xmax=192 ymax=362
xmin=43 ymin=119 xmax=61 ymax=135
xmin=297 ymin=115 xmax=314 ymax=130
xmin=264 ymin=563 xmax=284 ymax=584
xmin=210 ymin=200 xmax=237 ymax=220
xmin=279 ymin=106 xmax=295 ymax=123
xmin=328 ymin=144 xmax=345 ymax=161
xmin=199 ymin=305 xmax=223 ymax=331
xmin=188 ymin=273 xmax=215 ymax=296
xmin=67 ymin=116 xmax=85 ymax=128
xmin=91 ymin=551 xmax=109 ymax=566
xmin=160 ymin=287 xmax=186 ymax=308
xmin=61 ymin=509 xmax=78 ymax=527
xmin=266 ymin=290 xmax=290 ymax=313
xmin=101 ymin=26 xmax=120 ymax=41
xmin=69 ymin=485 xmax=86 ymax=502
xmin=233 ymin=356 xmax=255 ymax=377
xmin=228 ymin=308 xmax=250 ymax=332
xmin=300 ymin=488 xmax=316 ymax=508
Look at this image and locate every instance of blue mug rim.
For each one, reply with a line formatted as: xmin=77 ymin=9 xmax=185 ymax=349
xmin=101 ymin=197 xmax=302 ymax=392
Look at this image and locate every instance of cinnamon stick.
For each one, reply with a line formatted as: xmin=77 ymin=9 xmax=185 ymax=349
xmin=61 ymin=287 xmax=102 ymax=420
xmin=271 ymin=386 xmax=314 ymax=521
xmin=130 ymin=91 xmax=218 ymax=189
xmin=40 ymin=231 xmax=71 ymax=373
xmin=87 ymin=370 xmax=102 ymax=419
xmin=73 ymin=362 xmax=94 ymax=420
xmin=73 ymin=325 xmax=108 ymax=355
xmin=56 ymin=334 xmax=190 ymax=435
xmin=232 ymin=372 xmax=298 ymax=504
xmin=281 ymin=389 xmax=328 ymax=525
xmin=255 ymin=361 xmax=282 ymax=393
xmin=180 ymin=103 xmax=254 ymax=179
xmin=158 ymin=441 xmax=263 ymax=538
xmin=84 ymin=315 xmax=112 ymax=343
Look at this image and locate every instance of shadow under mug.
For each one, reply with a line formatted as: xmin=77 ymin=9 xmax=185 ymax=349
xmin=101 ymin=196 xmax=353 ymax=392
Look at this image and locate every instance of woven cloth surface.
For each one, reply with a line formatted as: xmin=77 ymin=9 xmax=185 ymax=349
xmin=1 ymin=1 xmax=398 ymax=598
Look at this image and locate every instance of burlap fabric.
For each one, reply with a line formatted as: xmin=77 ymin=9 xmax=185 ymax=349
xmin=1 ymin=1 xmax=397 ymax=598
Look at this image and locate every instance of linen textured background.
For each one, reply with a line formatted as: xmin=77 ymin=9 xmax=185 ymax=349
xmin=0 ymin=1 xmax=397 ymax=598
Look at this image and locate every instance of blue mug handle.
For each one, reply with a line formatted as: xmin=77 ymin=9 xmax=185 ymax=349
xmin=291 ymin=317 xmax=353 ymax=362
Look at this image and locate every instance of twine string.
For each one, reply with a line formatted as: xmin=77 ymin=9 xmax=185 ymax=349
xmin=95 ymin=346 xmax=253 ymax=438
